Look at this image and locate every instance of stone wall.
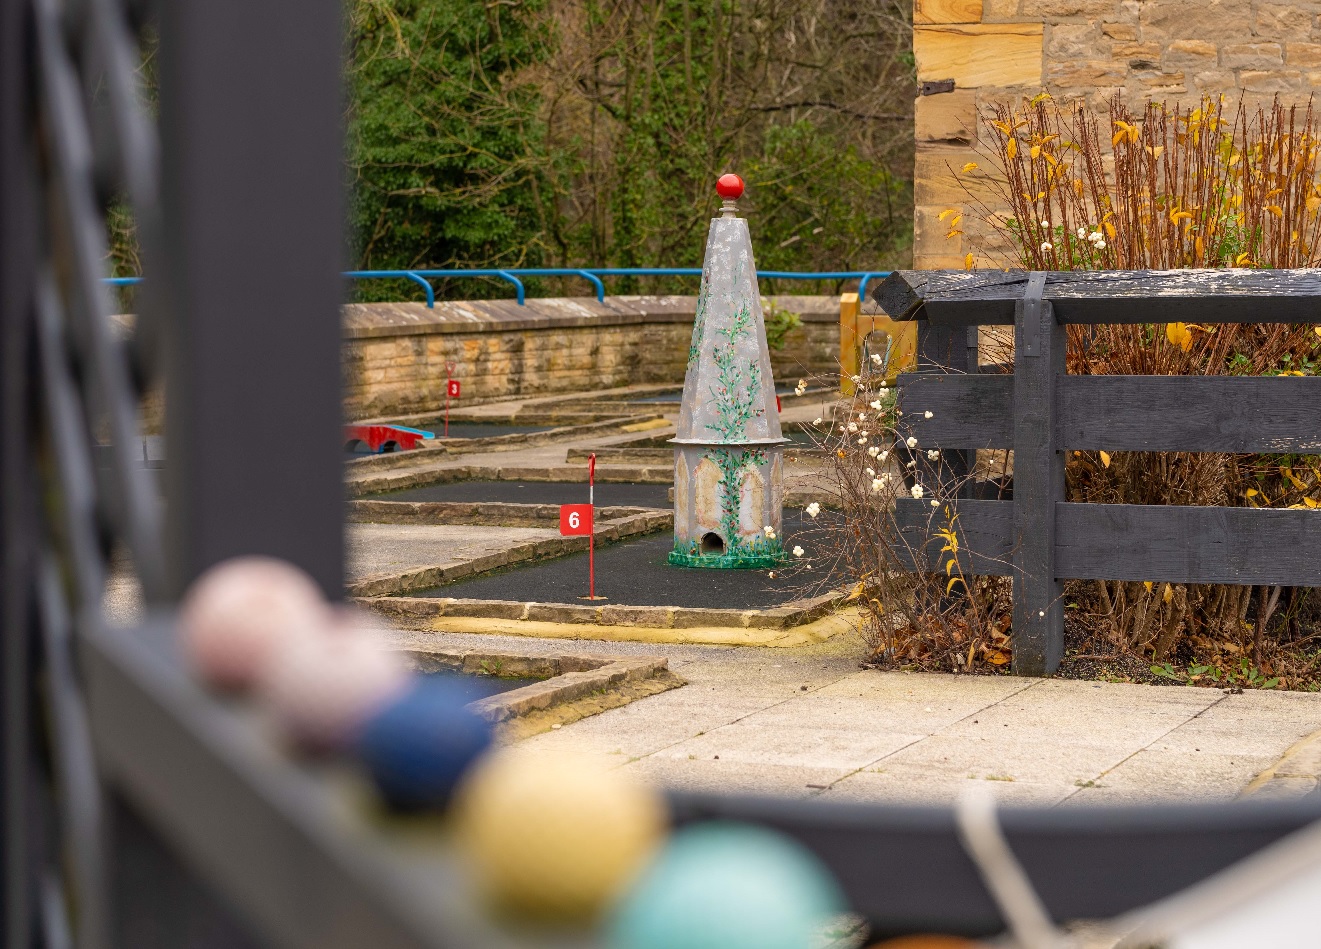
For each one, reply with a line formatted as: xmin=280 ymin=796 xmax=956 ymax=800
xmin=912 ymin=0 xmax=1321 ymax=267
xmin=343 ymin=295 xmax=839 ymax=420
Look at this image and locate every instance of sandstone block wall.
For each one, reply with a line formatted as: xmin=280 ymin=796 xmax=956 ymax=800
xmin=913 ymin=0 xmax=1321 ymax=268
xmin=343 ymin=295 xmax=839 ymax=420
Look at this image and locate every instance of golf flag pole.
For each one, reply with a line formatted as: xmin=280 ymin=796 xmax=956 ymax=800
xmin=557 ymin=457 xmax=601 ymax=598
xmin=588 ymin=452 xmax=596 ymax=600
xmin=444 ymin=361 xmax=458 ymax=437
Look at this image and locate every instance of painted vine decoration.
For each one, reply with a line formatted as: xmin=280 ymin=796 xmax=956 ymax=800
xmin=705 ymin=288 xmax=764 ymax=441
xmin=706 ymin=447 xmax=763 ymax=547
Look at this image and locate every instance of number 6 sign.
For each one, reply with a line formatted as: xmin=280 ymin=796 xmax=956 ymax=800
xmin=559 ymin=504 xmax=593 ymax=535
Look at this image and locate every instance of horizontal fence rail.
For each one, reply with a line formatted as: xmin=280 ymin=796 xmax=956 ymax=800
xmin=879 ymin=268 xmax=1321 ymax=326
xmin=898 ymin=374 xmax=1321 ymax=453
xmin=878 ymin=267 xmax=1321 ymax=676
xmin=896 ymin=500 xmax=1321 ymax=586
xmin=107 ymin=268 xmax=893 ymax=308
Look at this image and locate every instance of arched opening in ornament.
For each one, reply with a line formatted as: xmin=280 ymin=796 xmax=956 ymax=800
xmin=700 ymin=532 xmax=725 ymax=555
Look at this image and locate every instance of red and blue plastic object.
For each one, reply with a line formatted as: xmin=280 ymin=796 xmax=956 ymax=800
xmin=344 ymin=424 xmax=434 ymax=454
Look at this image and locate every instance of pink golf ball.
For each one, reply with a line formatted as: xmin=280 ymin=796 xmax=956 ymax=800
xmin=257 ymin=613 xmax=411 ymax=752
xmin=180 ymin=557 xmax=332 ymax=692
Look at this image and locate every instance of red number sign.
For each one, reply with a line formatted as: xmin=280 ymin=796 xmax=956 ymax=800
xmin=559 ymin=504 xmax=593 ymax=536
xmin=447 ymin=379 xmax=461 ymax=398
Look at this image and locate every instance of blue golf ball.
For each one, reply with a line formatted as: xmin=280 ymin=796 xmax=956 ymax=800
xmin=608 ymin=821 xmax=846 ymax=949
xmin=356 ymin=677 xmax=494 ymax=810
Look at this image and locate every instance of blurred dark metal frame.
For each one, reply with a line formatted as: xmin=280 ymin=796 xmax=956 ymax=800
xmin=2 ymin=0 xmax=1320 ymax=946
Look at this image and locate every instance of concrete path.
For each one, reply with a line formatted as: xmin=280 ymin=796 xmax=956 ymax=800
xmin=389 ymin=628 xmax=1321 ymax=806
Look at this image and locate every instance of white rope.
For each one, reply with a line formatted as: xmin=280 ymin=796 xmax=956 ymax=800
xmin=954 ymin=788 xmax=1063 ymax=949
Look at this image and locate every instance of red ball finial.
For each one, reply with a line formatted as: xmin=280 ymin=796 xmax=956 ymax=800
xmin=716 ymin=173 xmax=744 ymax=200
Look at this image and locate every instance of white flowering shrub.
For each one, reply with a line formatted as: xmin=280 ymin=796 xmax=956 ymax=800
xmin=791 ymin=359 xmax=1014 ymax=672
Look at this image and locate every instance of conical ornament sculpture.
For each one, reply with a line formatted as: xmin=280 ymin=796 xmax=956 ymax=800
xmin=669 ymin=174 xmax=785 ymax=568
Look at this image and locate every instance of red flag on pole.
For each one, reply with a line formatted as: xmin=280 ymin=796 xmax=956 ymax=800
xmin=559 ymin=504 xmax=593 ymax=535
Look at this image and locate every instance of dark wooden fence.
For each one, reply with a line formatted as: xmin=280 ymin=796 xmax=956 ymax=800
xmin=877 ymin=268 xmax=1321 ymax=676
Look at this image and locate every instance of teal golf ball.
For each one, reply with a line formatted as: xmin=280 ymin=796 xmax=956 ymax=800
xmin=608 ymin=821 xmax=845 ymax=949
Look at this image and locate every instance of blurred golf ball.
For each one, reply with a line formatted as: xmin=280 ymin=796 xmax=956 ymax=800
xmin=257 ymin=611 xmax=410 ymax=751
xmin=608 ymin=821 xmax=845 ymax=949
xmin=180 ymin=556 xmax=331 ymax=691
xmin=454 ymin=751 xmax=665 ymax=922
xmin=357 ymin=677 xmax=494 ymax=810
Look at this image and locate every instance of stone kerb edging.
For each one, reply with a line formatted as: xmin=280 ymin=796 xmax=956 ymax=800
xmin=363 ymin=590 xmax=856 ymax=649
xmin=565 ymin=447 xmax=674 ymax=465
xmin=369 ymin=589 xmax=840 ymax=629
xmin=359 ymin=382 xmax=684 ymax=419
xmin=346 ymin=507 xmax=670 ymax=597
xmin=398 ymin=645 xmax=683 ymax=733
xmin=567 ymin=444 xmax=831 ymax=465
xmin=471 ymin=658 xmax=671 ymax=723
xmin=1242 ymin=725 xmax=1321 ymax=800
xmin=344 ymin=415 xmax=666 ymax=475
xmin=348 ymin=499 xmax=658 ymax=527
xmin=347 ymin=463 xmax=676 ymax=498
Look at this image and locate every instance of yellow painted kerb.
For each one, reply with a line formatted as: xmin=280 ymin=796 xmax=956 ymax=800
xmin=415 ymin=607 xmax=860 ymax=648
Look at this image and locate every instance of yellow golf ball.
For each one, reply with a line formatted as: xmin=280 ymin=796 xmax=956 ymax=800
xmin=453 ymin=751 xmax=666 ymax=922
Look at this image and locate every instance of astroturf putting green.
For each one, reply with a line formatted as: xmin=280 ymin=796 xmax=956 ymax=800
xmin=413 ymin=513 xmax=838 ymax=610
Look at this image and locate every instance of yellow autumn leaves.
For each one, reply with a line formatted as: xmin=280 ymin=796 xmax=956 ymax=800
xmin=1244 ymin=466 xmax=1321 ymax=509
xmin=960 ymin=94 xmax=1321 ymax=272
xmin=936 ymin=524 xmax=964 ymax=595
xmin=1140 ymin=581 xmax=1176 ymax=603
xmin=1112 ymin=120 xmax=1140 ymax=147
xmin=1164 ymin=322 xmax=1210 ymax=352
xmin=1075 ymin=449 xmax=1112 ymax=467
xmin=938 ymin=207 xmax=963 ymax=240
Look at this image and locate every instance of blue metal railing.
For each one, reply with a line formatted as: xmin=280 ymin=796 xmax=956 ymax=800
xmin=105 ymin=268 xmax=891 ymax=307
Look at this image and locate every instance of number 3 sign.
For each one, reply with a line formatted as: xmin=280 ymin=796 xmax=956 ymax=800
xmin=447 ymin=379 xmax=460 ymax=398
xmin=559 ymin=504 xmax=593 ymax=536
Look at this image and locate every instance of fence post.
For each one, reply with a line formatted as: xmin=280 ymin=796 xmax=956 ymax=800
xmin=839 ymin=292 xmax=860 ymax=395
xmin=1012 ymin=272 xmax=1064 ymax=675
xmin=158 ymin=0 xmax=345 ymax=599
xmin=913 ymin=322 xmax=978 ymax=499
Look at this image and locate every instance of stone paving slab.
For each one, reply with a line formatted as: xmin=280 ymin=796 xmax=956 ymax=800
xmin=1152 ymin=690 xmax=1321 ymax=755
xmin=620 ymin=756 xmax=842 ymax=798
xmin=651 ymin=721 xmax=927 ymax=773
xmin=380 ymin=628 xmax=1321 ymax=807
xmin=347 ymin=523 xmax=559 ymax=581
xmin=826 ymin=769 xmax=1078 ymax=807
xmin=1062 ymin=748 xmax=1279 ymax=806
